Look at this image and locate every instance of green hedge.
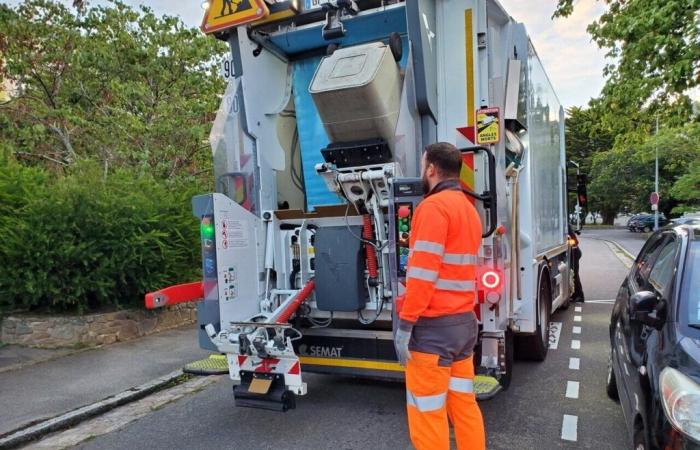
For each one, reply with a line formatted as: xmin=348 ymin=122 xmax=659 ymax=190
xmin=0 ymin=162 xmax=202 ymax=313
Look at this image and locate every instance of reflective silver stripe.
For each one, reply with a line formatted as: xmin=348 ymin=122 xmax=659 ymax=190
xmin=443 ymin=253 xmax=478 ymax=265
xmin=435 ymin=279 xmax=476 ymax=291
xmin=449 ymin=377 xmax=474 ymax=393
xmin=407 ymin=267 xmax=439 ymax=282
xmin=413 ymin=240 xmax=445 ymax=256
xmin=406 ymin=390 xmax=447 ymax=412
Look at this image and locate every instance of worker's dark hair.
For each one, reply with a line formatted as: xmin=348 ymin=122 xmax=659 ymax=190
xmin=424 ymin=142 xmax=462 ymax=178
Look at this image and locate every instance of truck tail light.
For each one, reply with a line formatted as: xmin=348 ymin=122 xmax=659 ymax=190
xmin=477 ymin=268 xmax=503 ymax=305
xmin=481 ymin=269 xmax=502 ymax=290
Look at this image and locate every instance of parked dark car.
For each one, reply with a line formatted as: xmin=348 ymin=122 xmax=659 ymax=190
xmin=629 ymin=213 xmax=669 ymax=232
xmin=671 ymin=216 xmax=700 ymax=227
xmin=607 ymin=224 xmax=700 ymax=449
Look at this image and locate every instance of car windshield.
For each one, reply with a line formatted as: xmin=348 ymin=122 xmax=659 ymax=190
xmin=682 ymin=241 xmax=700 ymax=326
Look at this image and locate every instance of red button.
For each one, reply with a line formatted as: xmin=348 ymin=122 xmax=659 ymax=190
xmin=398 ymin=206 xmax=410 ymax=218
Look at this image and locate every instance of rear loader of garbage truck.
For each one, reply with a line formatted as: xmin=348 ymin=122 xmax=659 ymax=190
xmin=145 ymin=0 xmax=572 ymax=410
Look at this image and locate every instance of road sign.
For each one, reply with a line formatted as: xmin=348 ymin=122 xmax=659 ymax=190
xmin=650 ymin=192 xmax=659 ymax=206
xmin=201 ymin=0 xmax=269 ymax=34
xmin=651 ymin=204 xmax=658 ymax=211
xmin=476 ymin=107 xmax=500 ymax=144
xmin=221 ymin=55 xmax=236 ymax=81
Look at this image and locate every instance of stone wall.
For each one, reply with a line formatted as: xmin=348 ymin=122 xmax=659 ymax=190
xmin=0 ymin=304 xmax=197 ymax=349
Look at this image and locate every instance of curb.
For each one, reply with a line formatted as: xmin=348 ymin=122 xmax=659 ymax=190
xmin=0 ymin=369 xmax=187 ymax=449
xmin=586 ymin=236 xmax=636 ymax=268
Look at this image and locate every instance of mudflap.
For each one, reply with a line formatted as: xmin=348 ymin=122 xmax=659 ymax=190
xmin=233 ymin=372 xmax=296 ymax=412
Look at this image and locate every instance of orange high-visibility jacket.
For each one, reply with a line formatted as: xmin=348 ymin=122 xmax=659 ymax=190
xmin=400 ymin=183 xmax=482 ymax=324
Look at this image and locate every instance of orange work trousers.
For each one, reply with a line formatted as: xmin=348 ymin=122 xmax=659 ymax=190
xmin=405 ymin=351 xmax=485 ymax=450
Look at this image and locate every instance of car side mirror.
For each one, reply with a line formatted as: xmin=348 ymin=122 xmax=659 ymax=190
xmin=630 ymin=291 xmax=665 ymax=330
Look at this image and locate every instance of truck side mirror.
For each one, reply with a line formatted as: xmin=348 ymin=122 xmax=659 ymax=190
xmin=630 ymin=291 xmax=664 ymax=329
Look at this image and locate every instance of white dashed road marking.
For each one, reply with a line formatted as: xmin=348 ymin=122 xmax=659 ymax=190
xmin=571 ymin=340 xmax=581 ymax=350
xmin=565 ymin=381 xmax=580 ymax=399
xmin=573 ymin=326 xmax=581 ymax=334
xmin=561 ymin=415 xmax=578 ymax=441
xmin=585 ymin=299 xmax=616 ymax=304
xmin=574 ymin=315 xmax=582 ymax=322
xmin=575 ymin=306 xmax=582 ymax=312
xmin=569 ymin=357 xmax=580 ymax=370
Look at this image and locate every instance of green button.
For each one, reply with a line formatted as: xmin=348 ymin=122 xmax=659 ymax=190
xmin=400 ymin=224 xmax=409 ymax=232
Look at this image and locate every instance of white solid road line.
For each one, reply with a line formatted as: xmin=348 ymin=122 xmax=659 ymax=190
xmin=575 ymin=306 xmax=582 ymax=312
xmin=573 ymin=326 xmax=581 ymax=334
xmin=571 ymin=340 xmax=581 ymax=350
xmin=566 ymin=381 xmax=580 ymax=399
xmin=574 ymin=315 xmax=582 ymax=322
xmin=569 ymin=357 xmax=580 ymax=370
xmin=585 ymin=299 xmax=616 ymax=304
xmin=561 ymin=415 xmax=578 ymax=441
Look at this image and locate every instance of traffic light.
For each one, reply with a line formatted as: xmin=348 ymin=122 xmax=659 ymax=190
xmin=576 ymin=174 xmax=588 ymax=207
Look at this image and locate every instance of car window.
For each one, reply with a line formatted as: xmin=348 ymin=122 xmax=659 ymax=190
xmin=648 ymin=237 xmax=680 ymax=295
xmin=681 ymin=242 xmax=700 ymax=326
xmin=634 ymin=234 xmax=666 ymax=286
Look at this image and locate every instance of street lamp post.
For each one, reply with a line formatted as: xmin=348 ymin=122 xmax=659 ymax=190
xmin=654 ymin=117 xmax=659 ymax=231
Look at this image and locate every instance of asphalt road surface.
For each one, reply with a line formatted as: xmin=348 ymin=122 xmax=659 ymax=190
xmin=583 ymin=227 xmax=648 ymax=259
xmin=72 ymin=236 xmax=632 ymax=450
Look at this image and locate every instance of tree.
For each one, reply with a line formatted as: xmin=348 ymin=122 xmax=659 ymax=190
xmin=0 ymin=0 xmax=226 ymax=179
xmin=554 ymin=0 xmax=699 ymax=133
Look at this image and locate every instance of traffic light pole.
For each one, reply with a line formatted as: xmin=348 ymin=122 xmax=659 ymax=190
xmin=569 ymin=160 xmax=581 ymax=230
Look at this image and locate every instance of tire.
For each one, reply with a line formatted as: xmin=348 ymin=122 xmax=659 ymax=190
xmin=606 ymin=351 xmax=619 ymax=401
xmin=643 ymin=226 xmax=652 ymax=233
xmin=516 ymin=270 xmax=551 ymax=361
xmin=498 ymin=329 xmax=515 ymax=390
xmin=633 ymin=422 xmax=651 ymax=450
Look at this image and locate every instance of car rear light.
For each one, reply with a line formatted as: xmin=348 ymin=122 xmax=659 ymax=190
xmin=660 ymin=367 xmax=700 ymax=443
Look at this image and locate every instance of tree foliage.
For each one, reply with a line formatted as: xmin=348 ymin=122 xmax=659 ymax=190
xmin=556 ymin=0 xmax=700 ymax=223
xmin=0 ymin=0 xmax=226 ymax=178
xmin=555 ymin=0 xmax=700 ymax=116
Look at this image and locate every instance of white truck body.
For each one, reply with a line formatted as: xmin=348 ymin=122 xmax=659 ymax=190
xmin=193 ymin=0 xmax=571 ymax=408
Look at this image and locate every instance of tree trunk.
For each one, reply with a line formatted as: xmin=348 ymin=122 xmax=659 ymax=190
xmin=602 ymin=210 xmax=616 ymax=225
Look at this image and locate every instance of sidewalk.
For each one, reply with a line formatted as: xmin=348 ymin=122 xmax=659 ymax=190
xmin=0 ymin=324 xmax=209 ymax=437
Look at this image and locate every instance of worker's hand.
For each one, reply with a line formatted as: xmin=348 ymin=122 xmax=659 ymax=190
xmin=394 ymin=323 xmax=413 ymax=366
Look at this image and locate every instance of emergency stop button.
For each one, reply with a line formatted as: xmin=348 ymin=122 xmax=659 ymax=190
xmin=398 ymin=206 xmax=410 ymax=218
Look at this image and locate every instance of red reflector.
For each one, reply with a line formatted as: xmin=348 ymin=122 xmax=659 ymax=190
xmin=289 ymin=361 xmax=300 ymax=375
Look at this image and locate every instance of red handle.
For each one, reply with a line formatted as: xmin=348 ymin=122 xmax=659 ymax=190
xmin=145 ymin=281 xmax=204 ymax=309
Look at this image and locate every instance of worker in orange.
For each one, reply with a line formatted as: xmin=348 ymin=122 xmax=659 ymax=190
xmin=394 ymin=142 xmax=486 ymax=450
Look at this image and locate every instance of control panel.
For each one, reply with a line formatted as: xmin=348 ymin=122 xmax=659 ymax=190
xmin=390 ymin=178 xmax=424 ymax=280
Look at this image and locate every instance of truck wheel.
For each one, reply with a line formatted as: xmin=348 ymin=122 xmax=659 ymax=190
xmin=516 ymin=271 xmax=551 ymax=361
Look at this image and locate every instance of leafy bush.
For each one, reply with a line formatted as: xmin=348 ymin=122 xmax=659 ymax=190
xmin=0 ymin=162 xmax=202 ymax=313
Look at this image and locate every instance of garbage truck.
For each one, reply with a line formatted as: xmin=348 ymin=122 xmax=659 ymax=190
xmin=147 ymin=0 xmax=574 ymax=411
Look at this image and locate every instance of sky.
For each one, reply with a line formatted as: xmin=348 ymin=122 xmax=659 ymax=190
xmin=6 ymin=0 xmax=609 ymax=108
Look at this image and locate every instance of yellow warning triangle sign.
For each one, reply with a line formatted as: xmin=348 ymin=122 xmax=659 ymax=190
xmin=201 ymin=0 xmax=269 ymax=34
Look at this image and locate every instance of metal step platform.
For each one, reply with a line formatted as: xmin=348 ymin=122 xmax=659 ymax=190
xmin=183 ymin=354 xmax=229 ymax=375
xmin=474 ymin=375 xmax=502 ymax=400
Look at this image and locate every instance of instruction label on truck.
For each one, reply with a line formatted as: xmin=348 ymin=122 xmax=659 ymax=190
xmin=476 ymin=107 xmax=500 ymax=144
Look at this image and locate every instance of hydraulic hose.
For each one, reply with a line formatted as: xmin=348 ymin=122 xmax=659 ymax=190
xmin=363 ymin=214 xmax=378 ymax=281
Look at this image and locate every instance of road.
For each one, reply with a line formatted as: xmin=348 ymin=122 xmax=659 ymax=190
xmin=583 ymin=227 xmax=648 ymax=259
xmin=30 ymin=234 xmax=634 ymax=450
